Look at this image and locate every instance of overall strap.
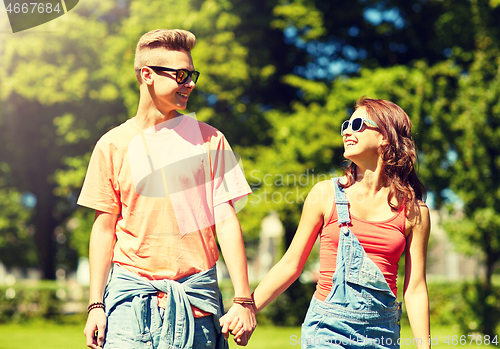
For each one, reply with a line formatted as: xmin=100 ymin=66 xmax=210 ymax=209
xmin=332 ymin=178 xmax=351 ymax=228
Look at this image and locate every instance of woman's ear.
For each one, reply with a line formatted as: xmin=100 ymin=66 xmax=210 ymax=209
xmin=379 ymin=134 xmax=390 ymax=147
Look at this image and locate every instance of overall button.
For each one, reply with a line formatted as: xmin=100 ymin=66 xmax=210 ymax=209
xmin=341 ymin=226 xmax=349 ymax=235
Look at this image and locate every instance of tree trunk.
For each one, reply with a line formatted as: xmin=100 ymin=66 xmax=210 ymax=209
xmin=481 ymin=252 xmax=499 ymax=337
xmin=33 ymin=188 xmax=58 ymax=280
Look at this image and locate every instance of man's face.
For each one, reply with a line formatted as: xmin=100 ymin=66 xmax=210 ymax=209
xmin=145 ymin=49 xmax=197 ymax=113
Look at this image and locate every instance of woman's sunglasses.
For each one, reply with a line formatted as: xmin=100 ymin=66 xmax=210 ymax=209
xmin=147 ymin=66 xmax=200 ymax=84
xmin=340 ymin=117 xmax=379 ymax=136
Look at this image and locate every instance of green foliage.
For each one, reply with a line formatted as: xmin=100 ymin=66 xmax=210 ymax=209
xmin=424 ymin=0 xmax=500 ymax=335
xmin=425 ymin=282 xmax=484 ymax=331
xmin=443 ymin=210 xmax=500 ymax=257
xmin=65 ymin=208 xmax=95 ymax=258
xmin=0 ymin=3 xmax=500 ymax=339
xmin=400 ymin=281 xmax=499 ymax=335
xmin=256 ymin=281 xmax=316 ymax=326
xmin=0 ymin=0 xmax=128 ymax=278
xmin=458 ymin=282 xmax=500 ymax=335
xmin=272 ymin=0 xmax=326 ymax=41
xmin=53 ymin=154 xmax=91 ymax=198
xmin=259 ymin=2 xmax=500 ymax=331
xmin=0 ymin=283 xmax=65 ymax=323
xmin=0 ymin=189 xmax=36 ymax=268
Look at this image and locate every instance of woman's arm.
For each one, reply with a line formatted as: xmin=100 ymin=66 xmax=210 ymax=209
xmin=404 ymin=202 xmax=431 ymax=349
xmin=221 ymin=180 xmax=333 ymax=343
xmin=252 ymin=181 xmax=332 ymax=311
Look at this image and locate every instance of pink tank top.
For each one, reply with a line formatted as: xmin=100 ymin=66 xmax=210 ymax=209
xmin=315 ymin=201 xmax=406 ymax=301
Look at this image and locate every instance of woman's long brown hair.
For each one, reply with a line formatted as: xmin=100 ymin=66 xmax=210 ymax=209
xmin=340 ymin=97 xmax=426 ymax=211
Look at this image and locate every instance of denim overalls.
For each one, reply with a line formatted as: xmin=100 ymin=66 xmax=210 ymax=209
xmin=301 ymin=178 xmax=402 ymax=349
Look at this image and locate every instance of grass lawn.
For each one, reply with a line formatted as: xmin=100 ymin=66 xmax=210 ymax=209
xmin=0 ymin=321 xmax=496 ymax=349
xmin=229 ymin=326 xmax=496 ymax=349
xmin=0 ymin=321 xmax=85 ymax=349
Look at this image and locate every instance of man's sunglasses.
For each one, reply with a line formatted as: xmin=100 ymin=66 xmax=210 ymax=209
xmin=341 ymin=117 xmax=379 ymax=136
xmin=147 ymin=66 xmax=200 ymax=84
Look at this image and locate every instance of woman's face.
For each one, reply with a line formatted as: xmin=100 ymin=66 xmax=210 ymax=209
xmin=342 ymin=107 xmax=386 ymax=163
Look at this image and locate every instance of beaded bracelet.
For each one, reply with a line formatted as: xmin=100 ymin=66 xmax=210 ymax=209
xmin=87 ymin=302 xmax=105 ymax=314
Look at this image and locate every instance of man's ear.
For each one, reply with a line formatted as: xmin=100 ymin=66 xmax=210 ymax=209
xmin=141 ymin=67 xmax=154 ymax=85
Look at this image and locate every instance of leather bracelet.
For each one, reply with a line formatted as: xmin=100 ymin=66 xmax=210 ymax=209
xmin=233 ymin=297 xmax=254 ymax=305
xmin=87 ymin=302 xmax=105 ymax=314
xmin=234 ymin=295 xmax=257 ymax=312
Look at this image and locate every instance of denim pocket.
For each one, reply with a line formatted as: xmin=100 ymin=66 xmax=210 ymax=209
xmin=104 ymin=300 xmax=147 ymax=349
xmin=192 ymin=316 xmax=216 ymax=349
xmin=301 ymin=303 xmax=327 ymax=349
xmin=107 ymin=300 xmax=135 ymax=336
xmin=365 ymin=316 xmax=400 ymax=349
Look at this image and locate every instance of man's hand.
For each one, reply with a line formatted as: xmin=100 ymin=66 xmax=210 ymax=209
xmin=83 ymin=308 xmax=107 ymax=349
xmin=220 ymin=303 xmax=256 ymax=346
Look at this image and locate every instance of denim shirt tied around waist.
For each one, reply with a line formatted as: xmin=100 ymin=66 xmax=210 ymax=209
xmin=104 ymin=264 xmax=228 ymax=349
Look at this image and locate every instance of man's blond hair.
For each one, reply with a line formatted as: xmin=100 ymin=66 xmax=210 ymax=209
xmin=134 ymin=29 xmax=196 ymax=83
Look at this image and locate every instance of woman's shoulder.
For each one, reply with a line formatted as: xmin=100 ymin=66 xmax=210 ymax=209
xmin=310 ymin=177 xmax=344 ymax=194
xmin=407 ymin=199 xmax=429 ymax=217
xmin=310 ymin=176 xmax=350 ymax=200
xmin=405 ymin=199 xmax=431 ymax=234
xmin=305 ymin=178 xmax=340 ymax=216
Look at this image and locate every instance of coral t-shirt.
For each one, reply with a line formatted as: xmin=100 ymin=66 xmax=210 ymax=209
xmin=315 ymin=199 xmax=406 ymax=300
xmin=78 ymin=114 xmax=251 ymax=281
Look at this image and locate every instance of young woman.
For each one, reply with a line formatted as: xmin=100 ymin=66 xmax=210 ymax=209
xmin=222 ymin=97 xmax=430 ymax=348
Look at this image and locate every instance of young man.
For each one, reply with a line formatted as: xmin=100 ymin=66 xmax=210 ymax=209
xmin=79 ymin=29 xmax=256 ymax=349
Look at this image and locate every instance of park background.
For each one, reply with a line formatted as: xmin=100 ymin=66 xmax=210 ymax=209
xmin=1 ymin=0 xmax=500 ymax=347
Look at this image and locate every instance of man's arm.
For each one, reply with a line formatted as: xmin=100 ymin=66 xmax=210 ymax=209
xmin=83 ymin=210 xmax=118 ymax=349
xmin=215 ymin=201 xmax=256 ymax=346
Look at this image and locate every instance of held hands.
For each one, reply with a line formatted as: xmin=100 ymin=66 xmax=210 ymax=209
xmin=83 ymin=307 xmax=107 ymax=349
xmin=220 ymin=302 xmax=257 ymax=346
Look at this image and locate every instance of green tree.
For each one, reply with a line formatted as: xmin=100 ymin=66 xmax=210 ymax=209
xmin=0 ymin=0 xmax=304 ymax=278
xmin=0 ymin=188 xmax=36 ymax=269
xmin=249 ymin=0 xmax=500 ymax=333
xmin=436 ymin=0 xmax=500 ymax=335
xmin=269 ymin=0 xmax=480 ymax=79
xmin=0 ymin=0 xmax=129 ymax=278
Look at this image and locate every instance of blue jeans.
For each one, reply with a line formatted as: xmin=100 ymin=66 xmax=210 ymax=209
xmin=102 ymin=265 xmax=226 ymax=349
xmin=104 ymin=296 xmax=216 ymax=349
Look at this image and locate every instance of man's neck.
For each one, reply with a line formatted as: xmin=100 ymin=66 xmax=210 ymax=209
xmin=134 ymin=98 xmax=182 ymax=131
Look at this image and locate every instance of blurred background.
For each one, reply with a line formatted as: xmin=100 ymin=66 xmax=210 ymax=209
xmin=0 ymin=0 xmax=500 ymax=347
